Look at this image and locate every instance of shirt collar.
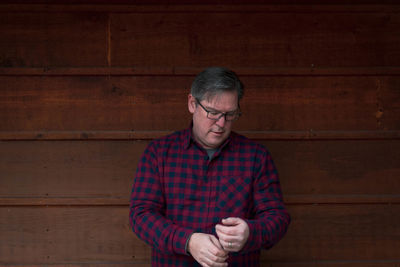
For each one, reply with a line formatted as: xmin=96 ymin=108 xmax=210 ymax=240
xmin=183 ymin=121 xmax=233 ymax=152
xmin=183 ymin=123 xmax=192 ymax=150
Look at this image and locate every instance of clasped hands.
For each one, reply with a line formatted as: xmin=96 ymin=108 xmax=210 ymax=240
xmin=187 ymin=217 xmax=249 ymax=267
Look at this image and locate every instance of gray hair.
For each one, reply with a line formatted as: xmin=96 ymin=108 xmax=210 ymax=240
xmin=190 ymin=67 xmax=244 ymax=102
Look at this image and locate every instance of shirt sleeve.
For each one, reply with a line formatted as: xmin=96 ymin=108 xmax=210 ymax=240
xmin=129 ymin=142 xmax=194 ymax=255
xmin=241 ymin=148 xmax=291 ymax=253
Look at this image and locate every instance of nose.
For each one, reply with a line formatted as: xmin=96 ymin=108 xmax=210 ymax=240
xmin=215 ymin=114 xmax=226 ymax=127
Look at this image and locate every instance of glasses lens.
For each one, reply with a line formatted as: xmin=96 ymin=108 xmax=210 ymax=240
xmin=225 ymin=114 xmax=237 ymax=121
xmin=207 ymin=112 xmax=240 ymax=121
xmin=226 ymin=112 xmax=241 ymax=121
xmin=207 ymin=111 xmax=222 ymax=120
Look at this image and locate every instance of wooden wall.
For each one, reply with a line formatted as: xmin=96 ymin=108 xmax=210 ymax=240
xmin=1 ymin=1 xmax=399 ymax=266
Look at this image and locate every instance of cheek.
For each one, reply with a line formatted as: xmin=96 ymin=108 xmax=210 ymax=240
xmin=195 ymin=114 xmax=212 ymax=128
xmin=193 ymin=115 xmax=209 ymax=133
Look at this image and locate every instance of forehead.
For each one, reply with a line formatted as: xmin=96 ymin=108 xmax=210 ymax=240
xmin=203 ymin=91 xmax=239 ymax=110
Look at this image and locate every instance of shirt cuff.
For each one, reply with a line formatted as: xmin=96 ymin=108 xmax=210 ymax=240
xmin=241 ymin=219 xmax=262 ymax=253
xmin=185 ymin=232 xmax=195 ymax=255
xmin=172 ymin=228 xmax=195 ymax=255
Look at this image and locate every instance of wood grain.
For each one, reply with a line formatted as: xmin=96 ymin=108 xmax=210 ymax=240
xmin=262 ymin=204 xmax=400 ymax=262
xmin=0 ymin=205 xmax=398 ymax=264
xmin=0 ymin=140 xmax=399 ymax=200
xmin=1 ymin=76 xmax=399 ymax=132
xmin=0 ymin=206 xmax=150 ymax=264
xmin=1 ymin=1 xmax=399 ymax=266
xmin=110 ymin=11 xmax=400 ymax=68
xmin=0 ymin=13 xmax=108 ymax=67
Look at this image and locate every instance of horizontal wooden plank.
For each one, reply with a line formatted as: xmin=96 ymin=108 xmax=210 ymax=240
xmin=0 ymin=205 xmax=399 ymax=264
xmin=1 ymin=76 xmax=399 ymax=131
xmin=17 ymin=2 xmax=398 ymax=12
xmin=0 ymin=264 xmax=150 ymax=267
xmin=284 ymin=194 xmax=400 ymax=204
xmin=0 ymin=206 xmax=150 ymax=264
xmin=1 ymin=194 xmax=400 ymax=207
xmin=0 ymin=141 xmax=146 ymax=199
xmin=264 ymin=204 xmax=400 ymax=262
xmin=2 ymin=67 xmax=400 ymax=76
xmin=267 ymin=140 xmax=400 ymax=196
xmin=268 ymin=262 xmax=400 ymax=267
xmin=0 ymin=76 xmax=190 ymax=131
xmin=0 ymin=197 xmax=129 ymax=206
xmin=0 ymin=140 xmax=399 ymax=198
xmin=0 ymin=13 xmax=108 ymax=67
xmin=1 ymin=130 xmax=400 ymax=141
xmin=110 ymin=11 xmax=400 ymax=69
xmin=1 ymin=262 xmax=400 ymax=267
xmin=1 ymin=5 xmax=399 ymax=69
xmin=2 ymin=3 xmax=400 ymax=14
xmin=0 ymin=265 xmax=150 ymax=267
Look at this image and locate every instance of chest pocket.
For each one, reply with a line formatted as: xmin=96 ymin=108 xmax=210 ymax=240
xmin=217 ymin=176 xmax=252 ymax=217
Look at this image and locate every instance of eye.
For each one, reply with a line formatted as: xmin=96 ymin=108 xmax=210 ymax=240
xmin=209 ymin=111 xmax=221 ymax=116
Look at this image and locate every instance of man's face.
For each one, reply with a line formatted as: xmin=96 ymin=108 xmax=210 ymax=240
xmin=188 ymin=91 xmax=239 ymax=149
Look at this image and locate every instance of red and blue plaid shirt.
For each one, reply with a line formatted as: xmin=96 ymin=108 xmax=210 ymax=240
xmin=130 ymin=125 xmax=290 ymax=266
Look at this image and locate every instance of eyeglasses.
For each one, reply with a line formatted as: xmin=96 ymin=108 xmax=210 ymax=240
xmin=195 ymin=98 xmax=241 ymax=122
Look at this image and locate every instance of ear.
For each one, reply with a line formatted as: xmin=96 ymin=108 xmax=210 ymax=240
xmin=188 ymin=94 xmax=196 ymax=114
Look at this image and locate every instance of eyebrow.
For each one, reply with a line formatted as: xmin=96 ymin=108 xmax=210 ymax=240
xmin=204 ymin=105 xmax=239 ymax=114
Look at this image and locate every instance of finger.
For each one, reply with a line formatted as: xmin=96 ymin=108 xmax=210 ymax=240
xmin=203 ymin=256 xmax=228 ymax=267
xmin=215 ymin=227 xmax=230 ymax=242
xmin=208 ymin=236 xmax=228 ymax=259
xmin=204 ymin=248 xmax=228 ymax=266
xmin=221 ymin=239 xmax=236 ymax=252
xmin=222 ymin=217 xmax=241 ymax=226
xmin=216 ymin=223 xmax=237 ymax=237
xmin=207 ymin=252 xmax=228 ymax=264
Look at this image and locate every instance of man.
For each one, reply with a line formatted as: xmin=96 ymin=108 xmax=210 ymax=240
xmin=130 ymin=67 xmax=290 ymax=266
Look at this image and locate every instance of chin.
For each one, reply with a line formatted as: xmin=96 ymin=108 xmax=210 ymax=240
xmin=208 ymin=138 xmax=225 ymax=148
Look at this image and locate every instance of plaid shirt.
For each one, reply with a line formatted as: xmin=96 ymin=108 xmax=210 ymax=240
xmin=130 ymin=125 xmax=290 ymax=266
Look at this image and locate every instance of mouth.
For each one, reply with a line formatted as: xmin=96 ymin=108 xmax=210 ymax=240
xmin=212 ymin=131 xmax=225 ymax=136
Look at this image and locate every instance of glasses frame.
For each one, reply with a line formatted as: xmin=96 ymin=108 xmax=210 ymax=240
xmin=195 ymin=98 xmax=241 ymax=122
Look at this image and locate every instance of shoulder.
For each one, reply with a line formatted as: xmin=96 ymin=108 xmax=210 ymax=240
xmin=230 ymin=133 xmax=278 ymax=177
xmin=229 ymin=131 xmax=275 ymax=164
xmin=146 ymin=128 xmax=187 ymax=152
xmin=230 ymin=131 xmax=269 ymax=154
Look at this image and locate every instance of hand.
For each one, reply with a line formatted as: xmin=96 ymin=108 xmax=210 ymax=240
xmin=188 ymin=233 xmax=229 ymax=267
xmin=215 ymin=217 xmax=249 ymax=252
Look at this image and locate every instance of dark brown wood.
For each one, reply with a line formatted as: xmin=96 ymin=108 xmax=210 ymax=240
xmin=1 ymin=76 xmax=399 ymax=132
xmin=2 ymin=3 xmax=400 ymax=13
xmin=0 ymin=205 xmax=399 ymax=264
xmin=2 ymin=66 xmax=400 ymax=76
xmin=3 ymin=0 xmax=400 ymax=6
xmin=267 ymin=262 xmax=400 ymax=267
xmin=1 ymin=263 xmax=399 ymax=267
xmin=1 ymin=4 xmax=399 ymax=69
xmin=110 ymin=11 xmax=400 ymax=69
xmin=0 ymin=265 xmax=151 ymax=267
xmin=1 ymin=140 xmax=399 ymax=201
xmin=0 ymin=13 xmax=108 ymax=67
xmin=261 ymin=204 xmax=400 ymax=262
xmin=0 ymin=141 xmax=146 ymax=199
xmin=1 ymin=194 xmax=400 ymax=207
xmin=264 ymin=140 xmax=400 ymax=197
xmin=1 ymin=1 xmax=399 ymax=266
xmin=0 ymin=206 xmax=150 ymax=264
xmin=0 ymin=76 xmax=191 ymax=131
xmin=1 ymin=130 xmax=400 ymax=141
